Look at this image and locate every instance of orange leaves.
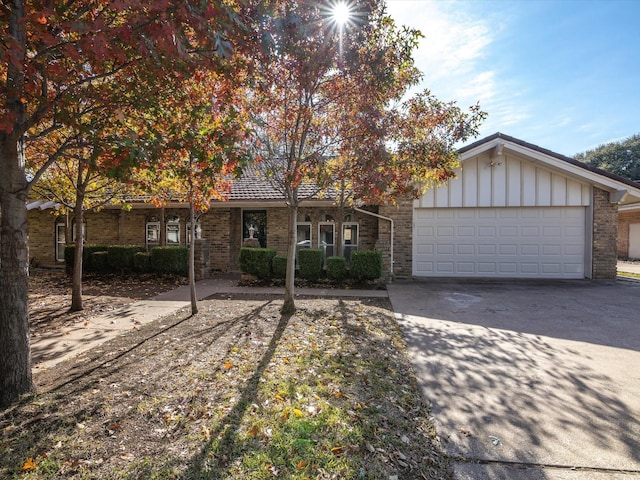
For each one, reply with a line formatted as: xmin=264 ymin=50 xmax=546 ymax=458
xmin=21 ymin=457 xmax=37 ymax=471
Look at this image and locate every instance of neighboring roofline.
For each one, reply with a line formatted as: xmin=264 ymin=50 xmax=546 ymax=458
xmin=459 ymin=132 xmax=640 ymax=203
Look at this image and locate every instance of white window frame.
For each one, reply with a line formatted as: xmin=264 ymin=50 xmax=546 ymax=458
xmin=55 ymin=221 xmax=66 ymax=262
xmin=296 ymin=222 xmax=312 ymax=265
xmin=318 ymin=222 xmax=335 ymax=263
xmin=186 ymin=222 xmax=202 ymax=244
xmin=146 ymin=222 xmax=161 ymax=249
xmin=342 ymin=222 xmax=359 ymax=264
xmin=166 ymin=216 xmax=181 ymax=245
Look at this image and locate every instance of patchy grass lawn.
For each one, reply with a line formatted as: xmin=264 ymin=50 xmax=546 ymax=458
xmin=1 ymin=295 xmax=452 ymax=479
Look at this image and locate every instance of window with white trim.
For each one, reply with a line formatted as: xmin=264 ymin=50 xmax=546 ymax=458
xmin=166 ymin=216 xmax=180 ymax=245
xmin=146 ymin=222 xmax=160 ymax=249
xmin=319 ymin=222 xmax=335 ymax=263
xmin=342 ymin=223 xmax=359 ymax=264
xmin=55 ymin=219 xmax=66 ymax=262
xmin=296 ymin=222 xmax=312 ymax=264
xmin=186 ymin=222 xmax=202 ymax=244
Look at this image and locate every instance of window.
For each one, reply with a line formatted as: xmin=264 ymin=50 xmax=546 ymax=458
xmin=296 ymin=223 xmax=312 ymax=265
xmin=186 ymin=222 xmax=202 ymax=244
xmin=55 ymin=220 xmax=66 ymax=262
xmin=342 ymin=223 xmax=359 ymax=264
xmin=319 ymin=222 xmax=335 ymax=263
xmin=243 ymin=210 xmax=267 ymax=247
xmin=146 ymin=222 xmax=160 ymax=249
xmin=55 ymin=217 xmax=86 ymax=262
xmin=166 ymin=216 xmax=180 ymax=245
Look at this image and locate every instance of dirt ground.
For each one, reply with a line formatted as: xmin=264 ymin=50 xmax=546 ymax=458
xmin=28 ymin=269 xmax=188 ymax=337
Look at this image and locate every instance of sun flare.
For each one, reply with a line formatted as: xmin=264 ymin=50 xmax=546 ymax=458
xmin=331 ymin=1 xmax=352 ymax=26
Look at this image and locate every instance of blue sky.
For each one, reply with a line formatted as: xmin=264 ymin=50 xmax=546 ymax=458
xmin=386 ymin=0 xmax=640 ymax=157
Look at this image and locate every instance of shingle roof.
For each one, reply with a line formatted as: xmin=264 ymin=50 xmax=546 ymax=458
xmin=228 ymin=161 xmax=335 ymax=202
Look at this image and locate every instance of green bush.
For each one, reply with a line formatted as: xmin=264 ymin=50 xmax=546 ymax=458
xmin=350 ymin=249 xmax=382 ymax=281
xmin=108 ymin=245 xmax=146 ymax=271
xmin=298 ymin=248 xmax=323 ymax=281
xmin=239 ymin=247 xmax=276 ymax=279
xmin=90 ymin=251 xmax=110 ymax=272
xmin=133 ymin=251 xmax=152 ymax=273
xmin=150 ymin=246 xmax=188 ymax=275
xmin=272 ymin=255 xmax=287 ymax=279
xmin=64 ymin=244 xmax=109 ymax=272
xmin=327 ymin=256 xmax=347 ymax=281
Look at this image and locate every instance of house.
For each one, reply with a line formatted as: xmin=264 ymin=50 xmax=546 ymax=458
xmin=618 ymin=203 xmax=640 ymax=259
xmin=27 ymin=133 xmax=640 ymax=280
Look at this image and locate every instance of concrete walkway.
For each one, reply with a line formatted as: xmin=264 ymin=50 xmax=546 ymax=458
xmin=31 ymin=275 xmax=387 ymax=370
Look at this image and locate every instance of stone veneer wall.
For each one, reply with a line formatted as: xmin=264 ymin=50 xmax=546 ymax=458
xmin=618 ymin=209 xmax=640 ymax=259
xmin=592 ymin=187 xmax=618 ymax=279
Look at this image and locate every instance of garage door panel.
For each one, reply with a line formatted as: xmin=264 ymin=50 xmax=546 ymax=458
xmin=414 ymin=207 xmax=585 ymax=278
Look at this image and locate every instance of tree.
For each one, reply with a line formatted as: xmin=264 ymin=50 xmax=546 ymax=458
xmin=29 ymin=99 xmax=139 ymax=312
xmin=253 ymin=0 xmax=485 ymax=314
xmin=0 ymin=0 xmax=253 ymax=408
xmin=112 ymin=66 xmax=255 ymax=315
xmin=575 ymin=134 xmax=640 ymax=181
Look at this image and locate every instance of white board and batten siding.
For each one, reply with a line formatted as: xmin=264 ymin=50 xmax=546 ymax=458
xmin=413 ymin=152 xmax=591 ymax=278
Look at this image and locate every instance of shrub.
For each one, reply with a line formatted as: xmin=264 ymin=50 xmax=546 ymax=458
xmin=90 ymin=251 xmax=110 ymax=272
xmin=64 ymin=244 xmax=109 ymax=272
xmin=150 ymin=246 xmax=188 ymax=275
xmin=298 ymin=248 xmax=323 ymax=281
xmin=327 ymin=256 xmax=347 ymax=281
xmin=133 ymin=252 xmax=152 ymax=273
xmin=239 ymin=247 xmax=276 ymax=279
xmin=350 ymin=249 xmax=382 ymax=281
xmin=108 ymin=245 xmax=146 ymax=272
xmin=272 ymin=255 xmax=287 ymax=279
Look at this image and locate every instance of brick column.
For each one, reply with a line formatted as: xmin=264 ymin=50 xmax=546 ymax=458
xmin=194 ymin=239 xmax=210 ymax=280
xmin=379 ymin=197 xmax=413 ymax=279
xmin=592 ymin=187 xmax=618 ymax=279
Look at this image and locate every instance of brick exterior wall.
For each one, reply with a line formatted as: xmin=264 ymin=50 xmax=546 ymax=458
xmin=618 ymin=209 xmax=640 ymax=259
xmin=592 ymin=187 xmax=618 ymax=279
xmin=379 ymin=197 xmax=413 ymax=279
xmin=28 ymin=203 xmax=382 ymax=275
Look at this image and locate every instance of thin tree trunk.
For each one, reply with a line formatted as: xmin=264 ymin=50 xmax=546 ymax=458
xmin=188 ymin=201 xmax=198 ymax=315
xmin=282 ymin=202 xmax=298 ymax=314
xmin=0 ymin=136 xmax=34 ymax=408
xmin=70 ymin=187 xmax=85 ymax=312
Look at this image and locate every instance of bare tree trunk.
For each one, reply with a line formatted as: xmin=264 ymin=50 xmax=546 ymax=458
xmin=0 ymin=136 xmax=34 ymax=408
xmin=282 ymin=202 xmax=298 ymax=314
xmin=70 ymin=188 xmax=85 ymax=312
xmin=188 ymin=201 xmax=198 ymax=315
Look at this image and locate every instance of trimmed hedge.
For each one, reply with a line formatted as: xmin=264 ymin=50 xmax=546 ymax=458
xmin=108 ymin=245 xmax=146 ymax=271
xmin=239 ymin=247 xmax=276 ymax=279
xmin=298 ymin=248 xmax=323 ymax=281
xmin=272 ymin=255 xmax=287 ymax=279
xmin=90 ymin=251 xmax=110 ymax=272
xmin=327 ymin=256 xmax=347 ymax=281
xmin=133 ymin=251 xmax=152 ymax=273
xmin=150 ymin=246 xmax=188 ymax=275
xmin=349 ymin=249 xmax=382 ymax=281
xmin=64 ymin=244 xmax=109 ymax=272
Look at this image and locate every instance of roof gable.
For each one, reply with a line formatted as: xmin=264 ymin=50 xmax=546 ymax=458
xmin=459 ymin=133 xmax=640 ymax=205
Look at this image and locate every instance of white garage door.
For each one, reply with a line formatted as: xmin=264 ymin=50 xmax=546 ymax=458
xmin=414 ymin=207 xmax=586 ymax=278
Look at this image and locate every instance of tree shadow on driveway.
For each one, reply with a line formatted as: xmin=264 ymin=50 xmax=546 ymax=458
xmin=388 ymin=280 xmax=640 ymax=478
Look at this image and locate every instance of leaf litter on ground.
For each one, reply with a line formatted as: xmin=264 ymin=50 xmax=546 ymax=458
xmin=2 ymin=291 xmax=452 ymax=479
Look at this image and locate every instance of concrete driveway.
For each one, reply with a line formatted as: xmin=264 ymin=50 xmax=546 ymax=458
xmin=387 ymin=279 xmax=640 ymax=479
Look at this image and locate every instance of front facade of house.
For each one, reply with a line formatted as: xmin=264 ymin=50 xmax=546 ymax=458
xmin=27 ymin=133 xmax=640 ymax=280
